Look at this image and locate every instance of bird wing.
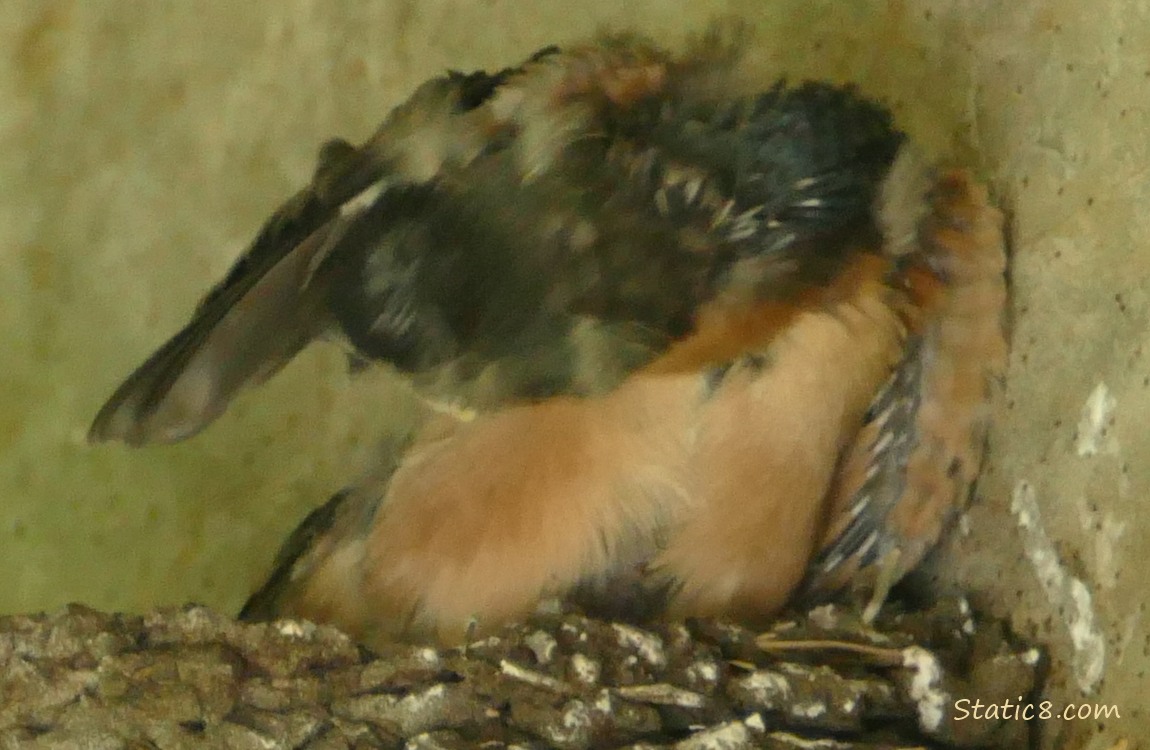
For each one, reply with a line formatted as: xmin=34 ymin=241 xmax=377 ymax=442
xmin=87 ymin=63 xmax=542 ymax=445
xmin=799 ymin=164 xmax=1009 ymax=611
xmin=90 ymin=37 xmax=903 ymax=447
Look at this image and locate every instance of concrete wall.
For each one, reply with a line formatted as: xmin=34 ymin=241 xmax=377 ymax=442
xmin=2 ymin=2 xmax=1144 ymax=746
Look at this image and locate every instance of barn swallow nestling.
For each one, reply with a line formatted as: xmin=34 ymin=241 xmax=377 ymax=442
xmin=89 ymin=33 xmax=1008 ymax=647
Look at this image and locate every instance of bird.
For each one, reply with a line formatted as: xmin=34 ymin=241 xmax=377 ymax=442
xmin=89 ymin=31 xmax=1008 ymax=647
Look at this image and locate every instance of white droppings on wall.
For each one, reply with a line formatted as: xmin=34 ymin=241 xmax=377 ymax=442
xmin=1075 ymin=382 xmax=1118 ymax=457
xmin=1011 ymin=480 xmax=1106 ymax=693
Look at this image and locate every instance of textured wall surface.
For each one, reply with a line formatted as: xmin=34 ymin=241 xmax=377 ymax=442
xmin=2 ymin=2 xmax=1144 ymax=746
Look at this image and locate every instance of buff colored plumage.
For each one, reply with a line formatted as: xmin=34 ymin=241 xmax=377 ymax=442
xmin=90 ymin=33 xmax=1007 ymax=646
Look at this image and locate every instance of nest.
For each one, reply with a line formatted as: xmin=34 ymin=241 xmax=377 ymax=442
xmin=0 ymin=599 xmax=1041 ymax=749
